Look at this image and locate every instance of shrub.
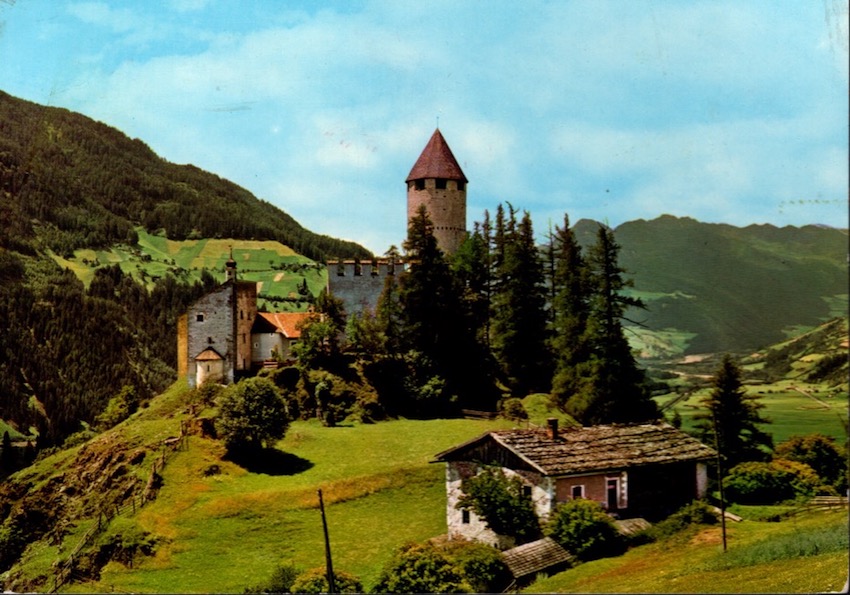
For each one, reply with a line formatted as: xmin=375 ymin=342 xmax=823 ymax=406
xmin=457 ymin=468 xmax=540 ymax=544
xmin=725 ymin=459 xmax=820 ymax=504
xmin=546 ymin=499 xmax=625 ymax=561
xmin=216 ymin=377 xmax=290 ymax=453
xmin=644 ymin=501 xmax=718 ymax=541
xmin=372 ymin=542 xmax=470 ymax=593
xmin=289 ymin=567 xmax=362 ymax=594
xmin=244 ymin=561 xmax=300 ymax=594
xmin=499 ymin=398 xmax=528 ymax=421
xmin=441 ymin=539 xmax=512 ymax=593
xmin=774 ymin=433 xmax=847 ymax=492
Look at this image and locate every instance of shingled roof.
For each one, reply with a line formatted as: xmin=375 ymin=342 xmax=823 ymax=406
xmin=501 ymin=537 xmax=575 ymax=579
xmin=406 ymin=128 xmax=468 ymax=183
xmin=433 ymin=423 xmax=716 ymax=476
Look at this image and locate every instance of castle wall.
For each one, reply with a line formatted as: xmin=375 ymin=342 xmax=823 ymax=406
xmin=326 ymin=260 xmax=404 ymax=318
xmin=186 ymin=284 xmax=235 ymax=386
xmin=407 ymin=178 xmax=467 ymax=255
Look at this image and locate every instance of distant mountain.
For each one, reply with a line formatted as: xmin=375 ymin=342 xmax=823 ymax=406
xmin=574 ymin=216 xmax=848 ymax=357
xmin=0 ymin=90 xmax=371 ymax=262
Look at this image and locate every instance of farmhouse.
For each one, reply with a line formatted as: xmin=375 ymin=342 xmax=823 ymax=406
xmin=433 ymin=420 xmax=716 ymax=549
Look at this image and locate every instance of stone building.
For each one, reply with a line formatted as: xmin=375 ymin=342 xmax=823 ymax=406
xmin=406 ymin=128 xmax=468 ymax=256
xmin=326 ymin=128 xmax=467 ymax=317
xmin=178 ymin=253 xmax=257 ymax=387
xmin=433 ymin=421 xmax=716 ymax=550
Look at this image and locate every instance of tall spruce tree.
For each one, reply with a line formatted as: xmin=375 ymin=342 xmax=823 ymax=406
xmin=490 ymin=207 xmax=551 ymax=396
xmin=565 ymin=225 xmax=657 ymax=424
xmin=695 ymin=354 xmax=773 ymax=469
xmin=399 ymin=205 xmax=496 ymax=413
xmin=548 ymin=214 xmax=594 ymax=409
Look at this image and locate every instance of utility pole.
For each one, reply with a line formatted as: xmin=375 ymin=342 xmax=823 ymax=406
xmin=318 ymin=489 xmax=336 ymax=593
xmin=711 ymin=410 xmax=728 ymax=552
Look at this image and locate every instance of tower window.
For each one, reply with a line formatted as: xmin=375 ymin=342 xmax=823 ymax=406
xmin=435 ymin=178 xmax=447 ymax=190
xmin=457 ymin=181 xmax=465 ymax=191
xmin=415 ymin=179 xmax=425 ymax=190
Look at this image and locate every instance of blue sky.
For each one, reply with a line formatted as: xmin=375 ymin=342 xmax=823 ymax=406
xmin=0 ymin=0 xmax=847 ymax=253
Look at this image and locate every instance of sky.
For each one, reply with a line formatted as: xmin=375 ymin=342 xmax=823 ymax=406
xmin=0 ymin=0 xmax=847 ymax=254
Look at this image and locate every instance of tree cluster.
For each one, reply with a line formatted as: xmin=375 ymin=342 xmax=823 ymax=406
xmin=337 ymin=204 xmax=657 ymax=424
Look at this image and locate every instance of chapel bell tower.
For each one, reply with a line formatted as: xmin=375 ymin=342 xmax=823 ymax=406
xmin=406 ymin=129 xmax=468 ymax=255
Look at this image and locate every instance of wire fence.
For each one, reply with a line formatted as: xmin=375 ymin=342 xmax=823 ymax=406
xmin=49 ymin=422 xmax=189 ymax=593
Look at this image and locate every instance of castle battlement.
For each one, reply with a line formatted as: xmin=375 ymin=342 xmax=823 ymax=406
xmin=326 ymin=258 xmax=407 ymax=278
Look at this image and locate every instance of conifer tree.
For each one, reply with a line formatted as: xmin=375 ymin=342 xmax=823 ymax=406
xmin=549 ymin=214 xmax=594 ymax=409
xmin=490 ymin=207 xmax=551 ymax=396
xmin=695 ymin=354 xmax=772 ymax=469
xmin=565 ymin=225 xmax=658 ymax=424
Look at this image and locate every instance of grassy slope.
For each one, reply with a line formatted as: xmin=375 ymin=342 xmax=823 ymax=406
xmin=530 ymin=509 xmax=848 ymax=593
xmin=48 ymin=228 xmax=327 ymax=311
xmin=60 ymin=394 xmax=515 ymax=593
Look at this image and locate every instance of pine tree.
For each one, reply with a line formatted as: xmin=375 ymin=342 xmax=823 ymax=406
xmin=695 ymin=354 xmax=773 ymax=469
xmin=565 ymin=225 xmax=658 ymax=425
xmin=490 ymin=207 xmax=551 ymax=396
xmin=549 ymin=214 xmax=594 ymax=409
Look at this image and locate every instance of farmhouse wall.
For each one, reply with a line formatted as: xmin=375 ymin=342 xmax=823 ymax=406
xmin=445 ymin=461 xmax=555 ymax=550
xmin=186 ymin=284 xmax=235 ymax=387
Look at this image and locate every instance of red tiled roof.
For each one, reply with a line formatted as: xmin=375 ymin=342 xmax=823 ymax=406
xmin=405 ymin=129 xmax=468 ymax=183
xmin=255 ymin=312 xmax=313 ymax=338
xmin=434 ymin=423 xmax=716 ymax=476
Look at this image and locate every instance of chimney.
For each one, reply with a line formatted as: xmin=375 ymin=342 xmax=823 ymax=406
xmin=547 ymin=418 xmax=559 ymax=441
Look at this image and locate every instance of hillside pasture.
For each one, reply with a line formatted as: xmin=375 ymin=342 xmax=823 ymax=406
xmin=77 ymin=415 xmax=514 ymax=593
xmin=660 ymin=382 xmax=848 ymax=445
xmin=48 ymin=228 xmax=326 ymax=310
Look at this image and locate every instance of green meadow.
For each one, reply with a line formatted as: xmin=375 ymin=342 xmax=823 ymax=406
xmin=47 ymin=228 xmax=327 ymax=311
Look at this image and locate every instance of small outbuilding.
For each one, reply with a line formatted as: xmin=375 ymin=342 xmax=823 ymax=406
xmin=433 ymin=420 xmax=716 ymax=549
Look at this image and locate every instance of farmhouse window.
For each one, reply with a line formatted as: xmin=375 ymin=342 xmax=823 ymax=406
xmin=571 ymin=485 xmax=584 ymax=499
xmin=196 ymin=314 xmax=204 ymax=322
xmin=462 ymin=509 xmax=470 ymax=524
xmin=253 ymin=342 xmax=259 ymax=349
xmin=522 ymin=485 xmax=532 ymax=498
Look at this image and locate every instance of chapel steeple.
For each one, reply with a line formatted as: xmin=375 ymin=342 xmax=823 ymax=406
xmin=406 ymin=129 xmax=468 ymax=255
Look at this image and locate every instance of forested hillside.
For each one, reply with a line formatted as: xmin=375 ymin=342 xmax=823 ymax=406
xmin=0 ymin=90 xmax=370 ymax=262
xmin=0 ymin=90 xmax=368 ymax=448
xmin=573 ymin=216 xmax=848 ymax=356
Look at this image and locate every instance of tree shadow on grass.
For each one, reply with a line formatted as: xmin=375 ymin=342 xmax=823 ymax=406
xmin=225 ymin=447 xmax=314 ymax=476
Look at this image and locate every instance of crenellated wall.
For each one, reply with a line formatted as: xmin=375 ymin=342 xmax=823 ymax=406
xmin=326 ymin=259 xmax=406 ymax=318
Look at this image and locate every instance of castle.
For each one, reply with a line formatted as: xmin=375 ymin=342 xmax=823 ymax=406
xmin=326 ymin=128 xmax=468 ymax=317
xmin=179 ymin=129 xmax=468 ymax=384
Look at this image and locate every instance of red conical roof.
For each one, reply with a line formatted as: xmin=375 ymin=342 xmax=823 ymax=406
xmin=406 ymin=129 xmax=468 ymax=183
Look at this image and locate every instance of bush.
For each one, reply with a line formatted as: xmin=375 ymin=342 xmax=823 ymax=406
xmin=499 ymin=398 xmax=528 ymax=421
xmin=644 ymin=501 xmax=718 ymax=541
xmin=290 ymin=567 xmax=362 ymax=594
xmin=725 ymin=459 xmax=820 ymax=504
xmin=774 ymin=433 xmax=847 ymax=492
xmin=457 ymin=468 xmax=540 ymax=544
xmin=441 ymin=539 xmax=512 ymax=593
xmin=372 ymin=542 xmax=470 ymax=593
xmin=244 ymin=562 xmax=300 ymax=594
xmin=216 ymin=377 xmax=290 ymax=453
xmin=546 ymin=499 xmax=625 ymax=561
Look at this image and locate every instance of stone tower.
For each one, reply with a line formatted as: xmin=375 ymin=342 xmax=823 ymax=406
xmin=406 ymin=129 xmax=468 ymax=255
